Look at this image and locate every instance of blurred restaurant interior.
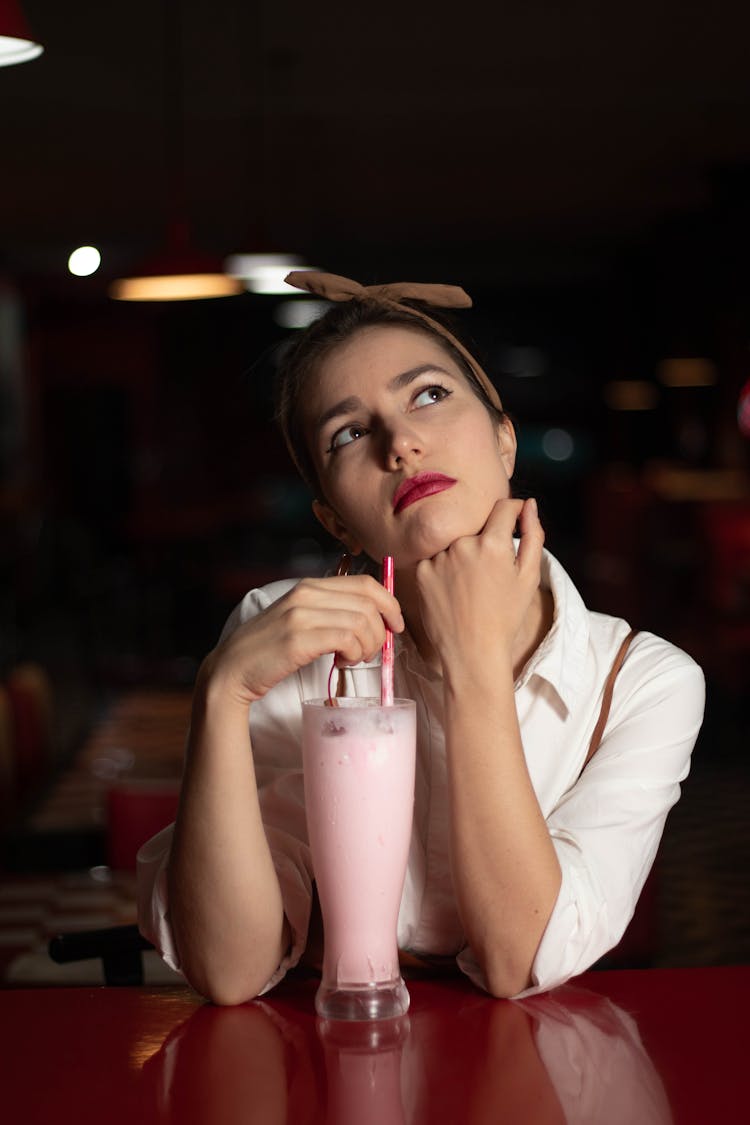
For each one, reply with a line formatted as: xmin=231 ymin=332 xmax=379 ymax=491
xmin=0 ymin=0 xmax=748 ymax=985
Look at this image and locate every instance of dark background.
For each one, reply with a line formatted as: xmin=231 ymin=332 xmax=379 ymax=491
xmin=1 ymin=2 xmax=749 ymax=965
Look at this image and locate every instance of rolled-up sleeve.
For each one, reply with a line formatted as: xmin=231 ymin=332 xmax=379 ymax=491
xmin=460 ymin=640 xmax=705 ymax=997
xmin=137 ymin=823 xmax=183 ymax=973
xmin=523 ymin=645 xmax=704 ymax=996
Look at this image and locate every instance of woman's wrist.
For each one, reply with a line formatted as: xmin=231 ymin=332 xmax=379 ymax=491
xmin=441 ymin=643 xmax=515 ymax=698
xmin=192 ymin=650 xmax=256 ymax=722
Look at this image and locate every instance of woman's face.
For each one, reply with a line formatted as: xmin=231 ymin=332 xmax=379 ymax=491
xmin=304 ymin=324 xmax=516 ymax=569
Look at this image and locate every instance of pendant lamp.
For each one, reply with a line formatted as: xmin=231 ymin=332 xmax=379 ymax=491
xmin=110 ymin=0 xmax=240 ymax=302
xmin=110 ymin=220 xmax=243 ymax=301
xmin=0 ymin=0 xmax=43 ymax=66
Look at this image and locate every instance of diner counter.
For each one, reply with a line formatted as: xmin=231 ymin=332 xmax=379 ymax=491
xmin=2 ymin=965 xmax=746 ymax=1124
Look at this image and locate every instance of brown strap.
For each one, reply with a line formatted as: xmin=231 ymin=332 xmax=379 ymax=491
xmin=580 ymin=629 xmax=638 ymax=777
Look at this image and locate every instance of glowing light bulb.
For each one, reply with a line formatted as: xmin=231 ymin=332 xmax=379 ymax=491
xmin=68 ymin=246 xmax=101 ymax=277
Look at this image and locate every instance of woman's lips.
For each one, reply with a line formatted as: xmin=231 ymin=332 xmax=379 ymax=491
xmin=393 ymin=472 xmax=457 ymax=513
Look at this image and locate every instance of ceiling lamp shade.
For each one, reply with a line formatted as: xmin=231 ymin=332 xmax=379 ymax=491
xmin=109 ymin=3 xmax=242 ymax=303
xmin=110 ymin=223 xmax=243 ymax=302
xmin=0 ymin=0 xmax=43 ymax=66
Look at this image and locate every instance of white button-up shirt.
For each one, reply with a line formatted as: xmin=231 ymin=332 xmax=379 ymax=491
xmin=137 ymin=548 xmax=705 ymax=998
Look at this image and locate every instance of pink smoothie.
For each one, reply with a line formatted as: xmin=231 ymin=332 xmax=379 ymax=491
xmin=302 ymin=698 xmax=416 ymax=987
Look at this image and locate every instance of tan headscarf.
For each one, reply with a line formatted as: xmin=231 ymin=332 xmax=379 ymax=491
xmin=284 ymin=270 xmax=503 ymax=411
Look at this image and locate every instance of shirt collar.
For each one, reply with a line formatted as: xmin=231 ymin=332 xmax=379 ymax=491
xmin=514 ymin=547 xmax=590 ymax=712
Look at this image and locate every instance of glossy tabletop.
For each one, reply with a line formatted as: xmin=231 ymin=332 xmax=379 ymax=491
xmin=2 ymin=965 xmax=747 ymax=1124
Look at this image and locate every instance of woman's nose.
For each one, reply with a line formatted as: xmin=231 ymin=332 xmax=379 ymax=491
xmin=382 ymin=419 xmax=424 ymax=468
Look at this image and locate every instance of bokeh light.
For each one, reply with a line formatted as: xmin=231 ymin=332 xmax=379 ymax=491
xmin=542 ymin=428 xmax=575 ymax=462
xmin=68 ymin=246 xmax=101 ymax=277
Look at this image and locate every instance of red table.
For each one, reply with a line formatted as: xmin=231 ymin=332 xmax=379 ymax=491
xmin=1 ymin=966 xmax=746 ymax=1124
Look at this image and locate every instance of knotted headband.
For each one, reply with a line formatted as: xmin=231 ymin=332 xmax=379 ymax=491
xmin=284 ymin=270 xmax=503 ymax=411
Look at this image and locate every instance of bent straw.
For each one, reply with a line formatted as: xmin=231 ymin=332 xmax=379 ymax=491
xmin=381 ymin=555 xmax=394 ymax=706
xmin=325 ymin=553 xmax=353 ymax=707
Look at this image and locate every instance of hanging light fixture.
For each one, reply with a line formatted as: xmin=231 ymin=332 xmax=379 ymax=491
xmin=110 ymin=0 xmax=241 ymax=302
xmin=0 ymin=0 xmax=44 ymax=66
xmin=110 ymin=219 xmax=242 ymax=301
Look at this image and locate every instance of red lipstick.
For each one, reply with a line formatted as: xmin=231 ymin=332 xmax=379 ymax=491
xmin=393 ymin=472 xmax=457 ymax=513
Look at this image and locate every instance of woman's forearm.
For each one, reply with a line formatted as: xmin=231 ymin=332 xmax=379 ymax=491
xmin=167 ymin=669 xmax=289 ymax=1005
xmin=164 ymin=576 xmax=404 ymax=1004
xmin=443 ymin=658 xmax=561 ymax=998
xmin=411 ymin=497 xmax=558 ymax=993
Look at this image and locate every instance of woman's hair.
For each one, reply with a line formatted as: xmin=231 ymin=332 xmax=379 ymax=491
xmin=274 ymin=297 xmax=505 ymax=497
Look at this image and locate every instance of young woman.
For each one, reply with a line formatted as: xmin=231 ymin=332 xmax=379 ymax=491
xmin=137 ymin=272 xmax=705 ymax=1004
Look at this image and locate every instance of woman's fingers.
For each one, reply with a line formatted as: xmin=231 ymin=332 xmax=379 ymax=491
xmin=515 ymin=498 xmax=545 ymax=575
xmin=209 ymin=573 xmax=405 ymax=704
xmin=282 ymin=604 xmax=387 ymax=666
xmin=415 ymin=496 xmax=546 ymax=664
xmin=480 ymin=498 xmax=544 ymax=573
xmin=480 ymin=497 xmax=526 ymax=539
xmin=295 ymin=575 xmax=405 ymax=634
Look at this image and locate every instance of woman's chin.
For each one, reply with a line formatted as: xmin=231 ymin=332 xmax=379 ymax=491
xmin=395 ymin=523 xmax=482 ymax=567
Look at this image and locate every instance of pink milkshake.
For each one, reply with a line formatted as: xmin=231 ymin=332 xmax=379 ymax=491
xmin=302 ymin=697 xmax=416 ymax=1020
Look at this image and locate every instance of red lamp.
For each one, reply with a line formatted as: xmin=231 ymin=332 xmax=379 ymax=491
xmin=110 ymin=220 xmax=243 ymax=302
xmin=0 ymin=0 xmax=43 ymax=66
xmin=109 ymin=0 xmax=241 ymax=302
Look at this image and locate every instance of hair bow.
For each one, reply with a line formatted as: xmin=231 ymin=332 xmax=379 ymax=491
xmin=285 ymin=270 xmax=473 ymax=310
xmin=284 ymin=270 xmax=502 ymax=410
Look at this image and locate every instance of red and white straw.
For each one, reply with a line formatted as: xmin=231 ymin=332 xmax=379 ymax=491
xmin=381 ymin=555 xmax=394 ymax=706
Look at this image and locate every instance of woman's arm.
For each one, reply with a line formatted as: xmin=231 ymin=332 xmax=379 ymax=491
xmin=514 ymin=638 xmax=704 ymax=995
xmin=416 ymin=498 xmax=561 ymax=997
xmin=166 ymin=678 xmax=289 ymax=1005
xmin=164 ymin=575 xmax=404 ymax=1005
xmin=442 ymin=659 xmax=562 ymax=997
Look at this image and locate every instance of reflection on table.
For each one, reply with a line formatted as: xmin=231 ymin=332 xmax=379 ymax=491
xmin=144 ymin=977 xmax=671 ymax=1125
xmin=3 ymin=966 xmax=745 ymax=1124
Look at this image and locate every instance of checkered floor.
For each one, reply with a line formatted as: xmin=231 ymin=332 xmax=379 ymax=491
xmin=0 ymin=869 xmax=134 ymax=983
xmin=1 ymin=690 xmax=190 ymax=986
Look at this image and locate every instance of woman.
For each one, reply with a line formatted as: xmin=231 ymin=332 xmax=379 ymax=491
xmin=137 ymin=272 xmax=705 ymax=1004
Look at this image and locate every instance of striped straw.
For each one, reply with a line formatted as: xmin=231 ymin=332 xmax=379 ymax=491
xmin=381 ymin=556 xmax=394 ymax=706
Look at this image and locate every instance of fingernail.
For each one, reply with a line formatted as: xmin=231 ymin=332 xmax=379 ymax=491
xmin=530 ymin=497 xmax=538 ymax=514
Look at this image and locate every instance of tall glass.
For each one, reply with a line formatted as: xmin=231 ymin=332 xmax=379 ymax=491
xmin=302 ymin=697 xmax=416 ymax=1020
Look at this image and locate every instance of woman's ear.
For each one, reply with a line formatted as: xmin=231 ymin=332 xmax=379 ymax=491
xmin=312 ymin=499 xmax=363 ymax=556
xmin=497 ymin=416 xmax=517 ymax=479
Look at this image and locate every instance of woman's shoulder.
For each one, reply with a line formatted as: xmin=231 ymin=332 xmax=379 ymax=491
xmin=588 ymin=611 xmax=703 ymax=678
xmin=218 ymin=577 xmax=301 ymax=642
xmin=587 ymin=611 xmax=705 ymax=732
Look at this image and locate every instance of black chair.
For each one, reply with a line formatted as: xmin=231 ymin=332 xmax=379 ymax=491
xmin=48 ymin=924 xmax=155 ymax=986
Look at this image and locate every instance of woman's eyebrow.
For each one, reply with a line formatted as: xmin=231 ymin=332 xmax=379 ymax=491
xmin=316 ymin=395 xmax=363 ymax=434
xmin=315 ymin=364 xmax=455 ymax=435
xmin=387 ymin=362 xmax=454 ymax=392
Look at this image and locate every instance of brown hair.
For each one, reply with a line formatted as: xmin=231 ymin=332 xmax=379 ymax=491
xmin=274 ymin=297 xmax=505 ymax=497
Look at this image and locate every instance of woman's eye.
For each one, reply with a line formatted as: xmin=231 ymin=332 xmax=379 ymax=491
xmin=328 ymin=424 xmax=368 ymax=452
xmin=413 ymin=384 xmax=451 ymax=409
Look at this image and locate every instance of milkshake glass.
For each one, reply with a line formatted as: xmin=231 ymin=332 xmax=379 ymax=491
xmin=302 ymin=697 xmax=416 ymax=1020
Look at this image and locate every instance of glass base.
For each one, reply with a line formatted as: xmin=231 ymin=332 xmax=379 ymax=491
xmin=315 ymin=977 xmax=410 ymax=1021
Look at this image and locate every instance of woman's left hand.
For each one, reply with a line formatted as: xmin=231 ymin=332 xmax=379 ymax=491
xmin=415 ymin=497 xmax=545 ymax=677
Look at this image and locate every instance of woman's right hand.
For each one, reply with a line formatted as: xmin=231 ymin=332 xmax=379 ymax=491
xmin=198 ymin=575 xmax=405 ymax=707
